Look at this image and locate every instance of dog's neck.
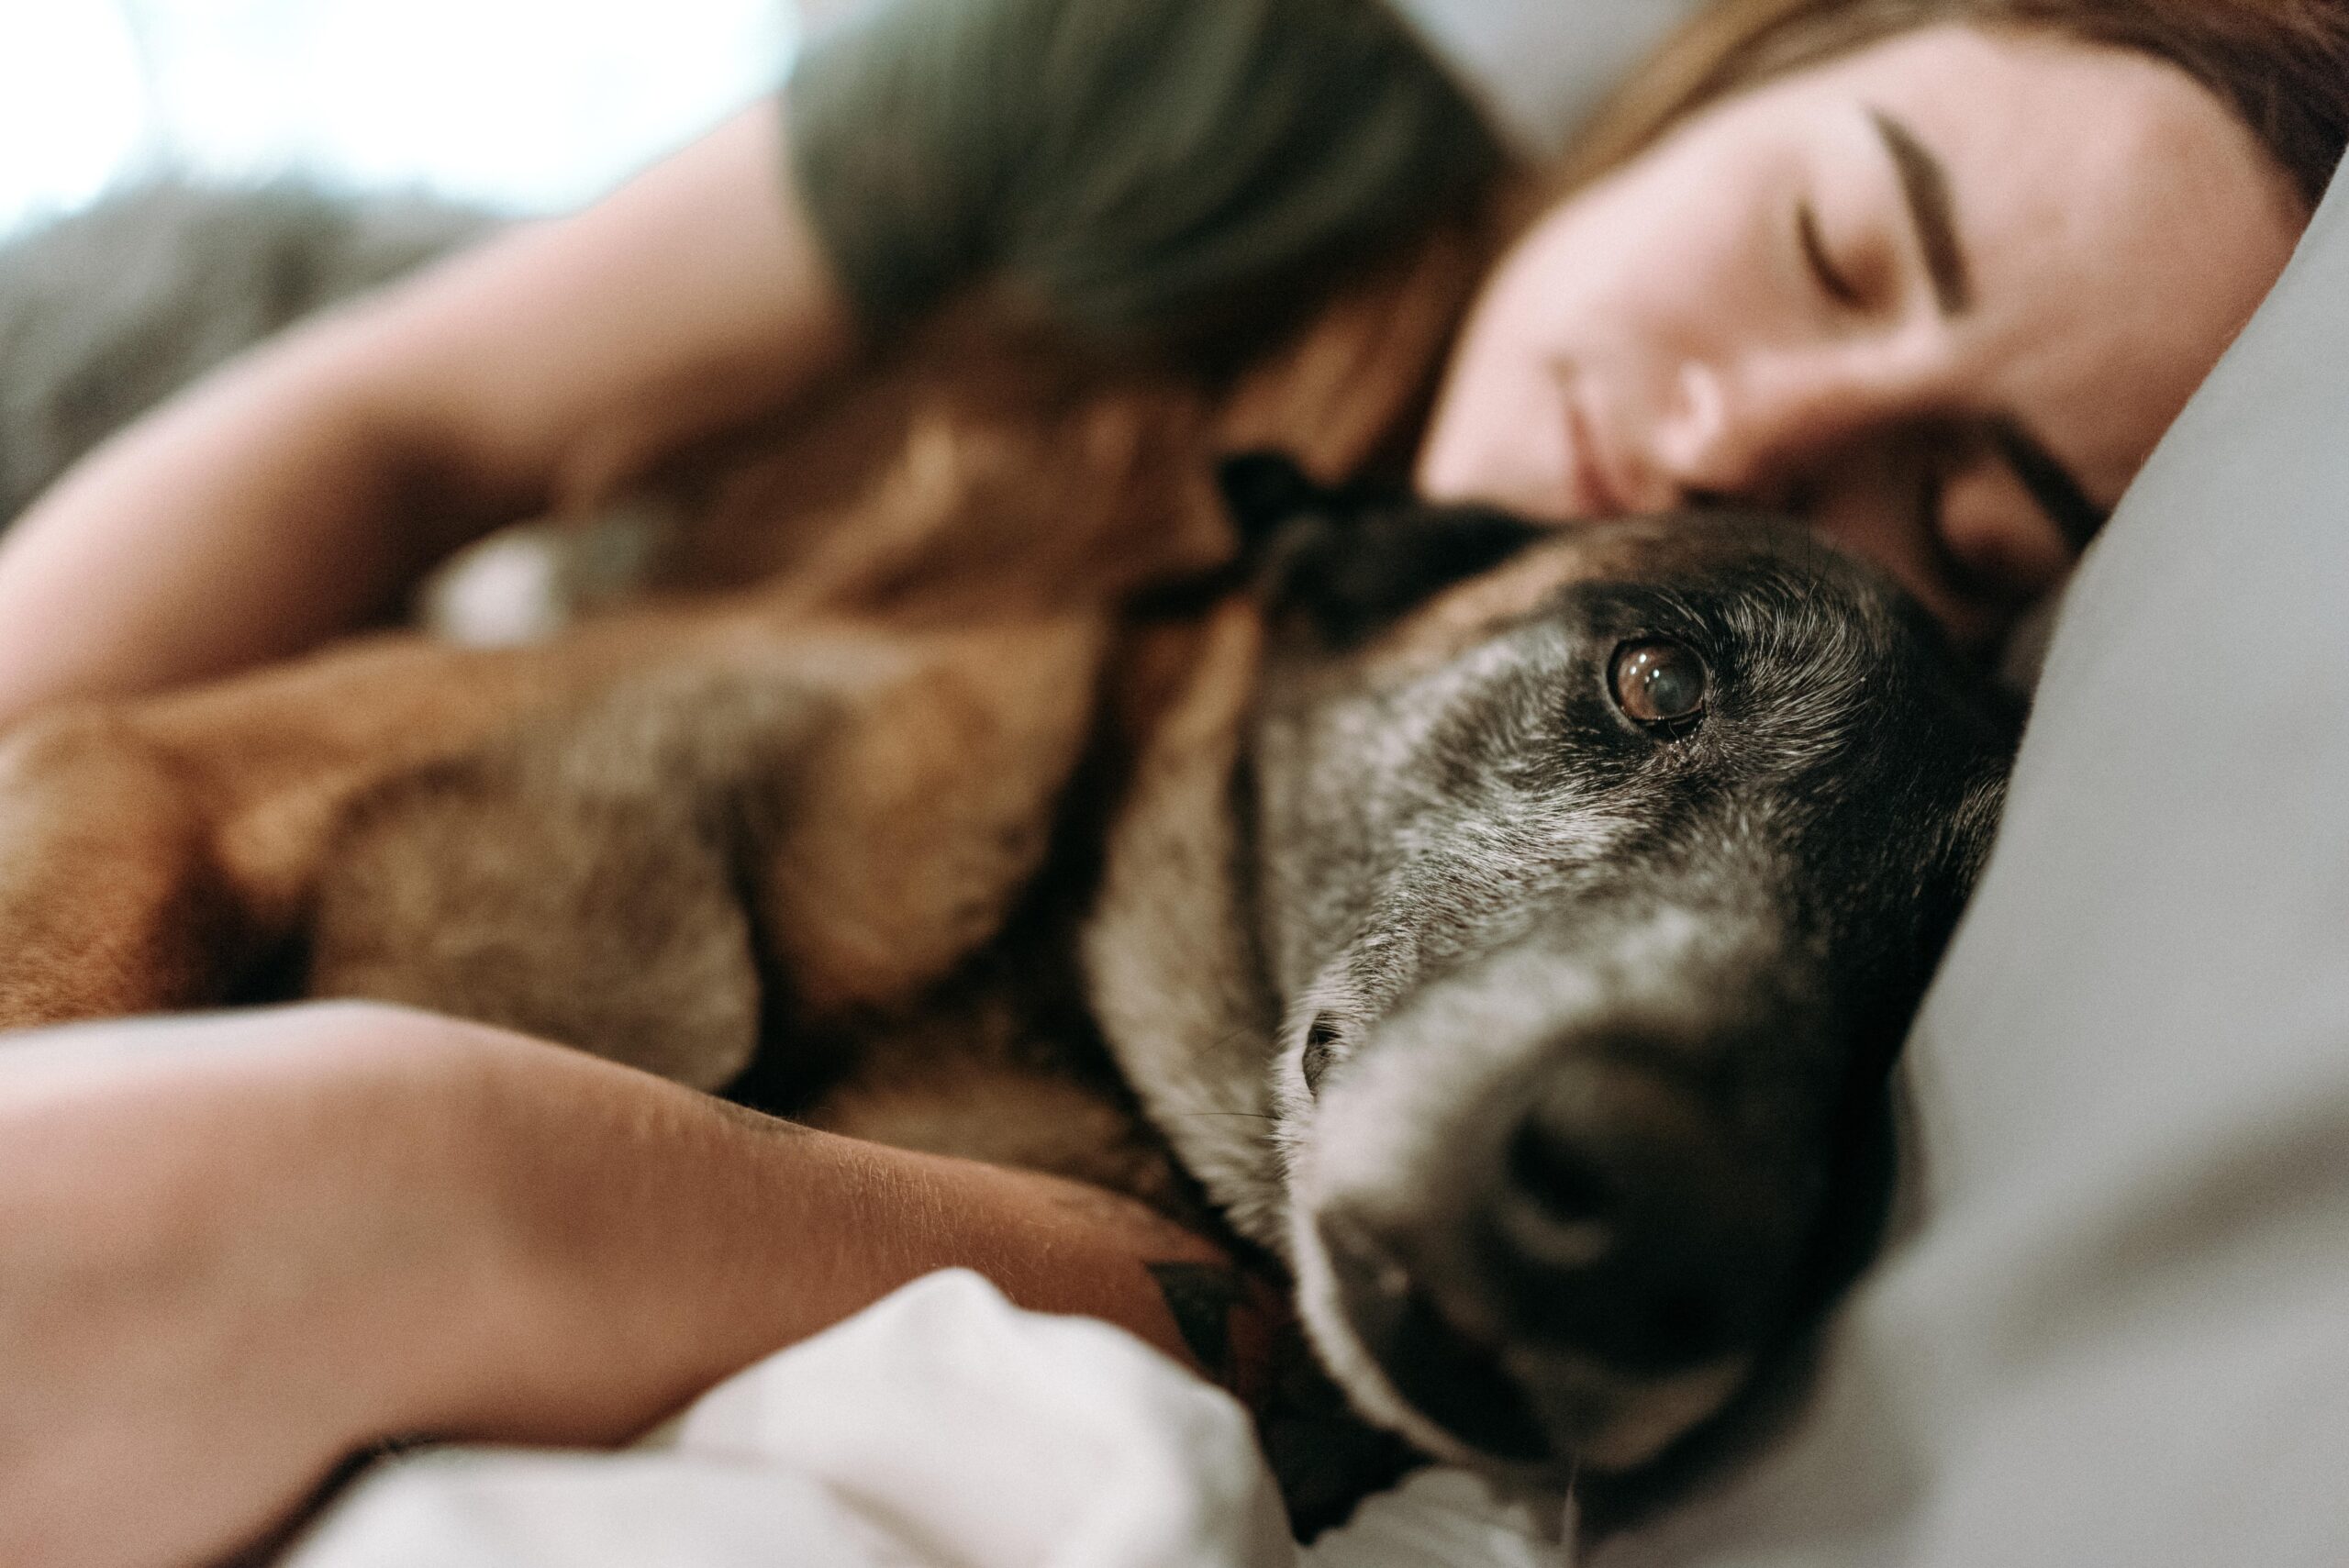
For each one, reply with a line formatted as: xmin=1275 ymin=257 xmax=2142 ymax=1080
xmin=1083 ymin=598 xmax=1290 ymax=1252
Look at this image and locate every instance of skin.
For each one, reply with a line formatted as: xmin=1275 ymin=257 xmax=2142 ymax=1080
xmin=0 ymin=1006 xmax=1242 ymax=1568
xmin=0 ymin=102 xmax=853 ymax=727
xmin=0 ymin=22 xmax=2314 ymax=1567
xmin=1419 ymin=26 xmax=2304 ymax=646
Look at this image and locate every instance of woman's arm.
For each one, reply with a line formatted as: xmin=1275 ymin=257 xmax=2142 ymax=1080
xmin=0 ymin=1004 xmax=1250 ymax=1568
xmin=0 ymin=0 xmax=1510 ymax=734
xmin=0 ymin=99 xmax=857 ymax=728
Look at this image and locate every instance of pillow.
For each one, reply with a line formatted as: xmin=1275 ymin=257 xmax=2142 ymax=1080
xmin=1594 ymin=155 xmax=2349 ymax=1567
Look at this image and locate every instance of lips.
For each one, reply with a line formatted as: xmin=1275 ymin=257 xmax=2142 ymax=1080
xmin=1563 ymin=391 xmax=1633 ymax=519
xmin=1319 ymin=1210 xmax=1553 ymax=1463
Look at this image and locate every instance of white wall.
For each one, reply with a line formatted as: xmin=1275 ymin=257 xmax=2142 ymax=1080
xmin=0 ymin=0 xmax=797 ymax=233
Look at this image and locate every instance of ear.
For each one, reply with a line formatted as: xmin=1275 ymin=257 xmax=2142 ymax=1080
xmin=1217 ymin=450 xmax=1552 ymax=650
xmin=1216 ymin=450 xmax=1330 ymax=550
xmin=1268 ymin=517 xmax=1555 ymax=658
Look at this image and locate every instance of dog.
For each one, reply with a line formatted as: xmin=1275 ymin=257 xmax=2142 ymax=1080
xmin=1097 ymin=462 xmax=2014 ymax=1522
xmin=0 ymin=187 xmax=2015 ymax=1535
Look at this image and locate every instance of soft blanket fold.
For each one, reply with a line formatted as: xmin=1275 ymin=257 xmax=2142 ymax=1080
xmin=283 ymin=1270 xmax=1573 ymax=1568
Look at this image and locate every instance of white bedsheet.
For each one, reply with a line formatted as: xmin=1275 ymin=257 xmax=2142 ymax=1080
xmin=281 ymin=1270 xmax=1574 ymax=1568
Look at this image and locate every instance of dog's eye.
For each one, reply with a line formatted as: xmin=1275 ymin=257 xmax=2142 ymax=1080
xmin=1609 ymin=639 xmax=1709 ymax=732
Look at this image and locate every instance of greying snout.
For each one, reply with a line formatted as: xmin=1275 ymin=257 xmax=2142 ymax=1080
xmin=1228 ymin=495 xmax=2013 ymax=1504
xmin=1494 ymin=1055 xmax=1806 ymax=1369
xmin=1290 ymin=911 xmax=1842 ymax=1473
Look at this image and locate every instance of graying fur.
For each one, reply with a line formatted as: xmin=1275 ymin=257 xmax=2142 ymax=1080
xmin=2 ymin=192 xmax=2015 ymax=1529
xmin=1093 ymin=486 xmax=2014 ymax=1515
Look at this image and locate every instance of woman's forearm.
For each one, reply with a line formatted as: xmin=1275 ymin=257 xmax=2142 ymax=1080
xmin=0 ymin=1006 xmax=538 ymax=1567
xmin=0 ymin=1003 xmax=1252 ymax=1568
xmin=0 ymin=328 xmax=501 ymax=728
xmin=437 ymin=1026 xmax=1247 ymax=1446
xmin=0 ymin=98 xmax=858 ymax=731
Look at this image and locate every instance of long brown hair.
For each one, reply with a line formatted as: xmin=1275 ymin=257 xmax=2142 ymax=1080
xmin=1564 ymin=0 xmax=2349 ymax=207
xmin=1257 ymin=0 xmax=2349 ymax=487
xmin=680 ymin=0 xmax=2347 ymax=609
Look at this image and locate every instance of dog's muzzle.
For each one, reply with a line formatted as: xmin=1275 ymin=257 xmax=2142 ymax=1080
xmin=1292 ymin=920 xmax=1846 ymax=1474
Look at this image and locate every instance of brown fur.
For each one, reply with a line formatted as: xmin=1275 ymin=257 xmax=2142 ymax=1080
xmin=0 ymin=227 xmax=1488 ymax=1227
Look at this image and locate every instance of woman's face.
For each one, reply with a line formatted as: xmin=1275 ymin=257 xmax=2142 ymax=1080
xmin=1417 ymin=25 xmax=2303 ymax=647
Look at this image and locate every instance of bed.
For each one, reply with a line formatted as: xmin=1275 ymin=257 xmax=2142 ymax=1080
xmin=265 ymin=89 xmax=2349 ymax=1568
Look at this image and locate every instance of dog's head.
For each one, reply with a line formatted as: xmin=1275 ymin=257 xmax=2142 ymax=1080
xmin=1219 ymin=453 xmax=2015 ymax=1489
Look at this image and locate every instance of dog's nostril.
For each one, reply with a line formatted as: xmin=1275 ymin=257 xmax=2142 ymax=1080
xmin=1485 ymin=1070 xmax=1785 ymax=1370
xmin=1651 ymin=1285 xmax=1725 ymax=1351
xmin=1508 ymin=1117 xmax=1615 ymax=1226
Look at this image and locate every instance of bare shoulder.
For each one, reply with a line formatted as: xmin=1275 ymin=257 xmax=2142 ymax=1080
xmin=322 ymin=99 xmax=858 ymax=527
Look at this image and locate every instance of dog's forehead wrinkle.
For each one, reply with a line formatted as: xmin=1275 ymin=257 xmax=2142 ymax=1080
xmin=1300 ymin=630 xmax=1573 ymax=784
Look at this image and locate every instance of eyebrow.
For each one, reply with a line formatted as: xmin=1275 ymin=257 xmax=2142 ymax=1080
xmin=1868 ymin=108 xmax=1972 ymax=317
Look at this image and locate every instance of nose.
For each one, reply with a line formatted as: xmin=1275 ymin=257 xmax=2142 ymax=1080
xmin=1318 ymin=1206 xmax=1556 ymax=1462
xmin=1484 ymin=1060 xmax=1800 ymax=1372
xmin=1650 ymin=352 xmax=1908 ymax=505
xmin=1313 ymin=1058 xmax=1811 ymax=1466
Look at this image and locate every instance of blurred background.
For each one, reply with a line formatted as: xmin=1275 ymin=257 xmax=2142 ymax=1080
xmin=0 ymin=0 xmax=803 ymax=234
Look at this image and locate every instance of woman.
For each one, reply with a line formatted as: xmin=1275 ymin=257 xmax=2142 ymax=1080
xmin=0 ymin=2 xmax=2342 ymax=1563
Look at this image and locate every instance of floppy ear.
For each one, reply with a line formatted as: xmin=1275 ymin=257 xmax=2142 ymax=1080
xmin=1217 ymin=449 xmax=1548 ymax=651
xmin=1216 ymin=450 xmax=1330 ymax=550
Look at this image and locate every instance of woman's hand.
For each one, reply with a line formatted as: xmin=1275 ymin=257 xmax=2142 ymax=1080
xmin=0 ymin=1003 xmax=1247 ymax=1568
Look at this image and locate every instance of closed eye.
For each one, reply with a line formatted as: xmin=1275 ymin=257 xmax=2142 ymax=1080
xmin=1912 ymin=469 xmax=1990 ymax=604
xmin=1797 ymin=201 xmax=1864 ymax=309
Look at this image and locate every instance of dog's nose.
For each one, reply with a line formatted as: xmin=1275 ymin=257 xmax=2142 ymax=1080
xmin=1485 ymin=1062 xmax=1797 ymax=1372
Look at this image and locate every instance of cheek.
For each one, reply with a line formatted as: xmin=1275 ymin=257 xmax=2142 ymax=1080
xmin=1424 ymin=189 xmax=1737 ymax=510
xmin=1936 ymin=462 xmax=2075 ymax=603
xmin=1476 ymin=162 xmax=1732 ymax=358
xmin=1509 ymin=186 xmax=1729 ymax=363
xmin=1800 ymin=452 xmax=1994 ymax=647
xmin=1496 ymin=164 xmax=1813 ymax=439
xmin=1418 ymin=263 xmax=1577 ymax=514
xmin=1790 ymin=433 xmax=2079 ymax=652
